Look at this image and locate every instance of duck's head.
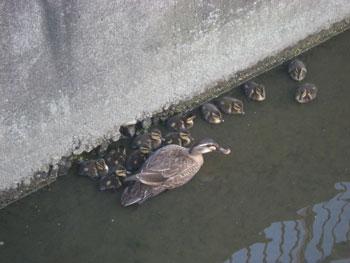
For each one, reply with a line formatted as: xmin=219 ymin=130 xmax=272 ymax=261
xmin=189 ymin=138 xmax=231 ymax=155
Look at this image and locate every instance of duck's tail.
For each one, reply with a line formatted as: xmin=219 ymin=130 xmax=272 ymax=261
xmin=121 ymin=181 xmax=166 ymax=207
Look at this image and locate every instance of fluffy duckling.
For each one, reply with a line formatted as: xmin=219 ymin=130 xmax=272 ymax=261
xmin=78 ymin=159 xmax=109 ymax=180
xmin=99 ymin=173 xmax=123 ymax=191
xmin=125 ymin=145 xmax=151 ymax=173
xmin=166 ymin=115 xmax=187 ymax=131
xmin=131 ymin=134 xmax=151 ymax=149
xmin=164 ymin=131 xmax=194 ymax=147
xmin=288 ymin=59 xmax=307 ymax=81
xmin=201 ymin=103 xmax=224 ymax=124
xmin=243 ymin=81 xmax=266 ymax=101
xmin=295 ymin=83 xmax=318 ymax=104
xmin=121 ymin=138 xmax=231 ymax=206
xmin=183 ymin=114 xmax=196 ymax=129
xmin=216 ymin=96 xmax=244 ymax=115
xmin=103 ymin=146 xmax=126 ymax=169
xmin=99 ymin=164 xmax=126 ymax=191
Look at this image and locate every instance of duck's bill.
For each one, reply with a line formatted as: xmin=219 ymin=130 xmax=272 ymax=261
xmin=218 ymin=147 xmax=231 ymax=155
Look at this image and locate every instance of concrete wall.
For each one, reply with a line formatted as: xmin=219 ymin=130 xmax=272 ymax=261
xmin=1 ymin=1 xmax=350 ymax=199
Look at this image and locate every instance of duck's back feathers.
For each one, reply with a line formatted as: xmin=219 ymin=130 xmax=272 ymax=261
xmin=137 ymin=145 xmax=200 ymax=187
xmin=121 ymin=181 xmax=166 ymax=207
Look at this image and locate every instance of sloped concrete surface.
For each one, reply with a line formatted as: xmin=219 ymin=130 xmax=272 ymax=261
xmin=1 ymin=1 xmax=350 ymax=197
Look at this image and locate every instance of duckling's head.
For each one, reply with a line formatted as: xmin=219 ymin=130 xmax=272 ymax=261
xmin=117 ymin=144 xmax=127 ymax=156
xmin=179 ymin=131 xmax=194 ymax=146
xmin=250 ymin=86 xmax=266 ymax=101
xmin=230 ymin=100 xmax=245 ymax=114
xmin=95 ymin=159 xmax=109 ymax=177
xmin=150 ymin=129 xmax=162 ymax=141
xmin=184 ymin=115 xmax=196 ymax=129
xmin=295 ymin=83 xmax=317 ymax=103
xmin=189 ymin=138 xmax=231 ymax=155
xmin=210 ymin=114 xmax=223 ymax=124
xmin=288 ymin=59 xmax=307 ymax=81
xmin=139 ymin=144 xmax=152 ymax=154
xmin=115 ymin=165 xmax=127 ymax=177
xmin=167 ymin=115 xmax=186 ymax=131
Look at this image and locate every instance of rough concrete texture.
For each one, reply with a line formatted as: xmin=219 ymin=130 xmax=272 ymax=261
xmin=1 ymin=1 xmax=350 ymax=195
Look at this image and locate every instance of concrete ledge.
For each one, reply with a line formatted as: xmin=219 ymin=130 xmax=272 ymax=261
xmin=1 ymin=0 xmax=350 ymax=208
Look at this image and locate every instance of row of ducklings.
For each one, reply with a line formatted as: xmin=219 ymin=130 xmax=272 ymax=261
xmin=200 ymin=81 xmax=261 ymax=124
xmin=78 ymin=57 xmax=317 ymax=191
xmin=200 ymin=58 xmax=317 ymax=124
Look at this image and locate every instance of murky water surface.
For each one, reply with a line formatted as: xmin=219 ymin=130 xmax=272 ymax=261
xmin=1 ymin=30 xmax=350 ymax=263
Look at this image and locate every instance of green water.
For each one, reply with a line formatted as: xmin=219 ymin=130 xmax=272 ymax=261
xmin=1 ymin=30 xmax=350 ymax=263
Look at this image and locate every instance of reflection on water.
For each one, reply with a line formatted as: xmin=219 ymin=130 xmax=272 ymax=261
xmin=225 ymin=182 xmax=350 ymax=263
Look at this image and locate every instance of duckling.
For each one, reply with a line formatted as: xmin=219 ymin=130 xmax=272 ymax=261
xmin=183 ymin=114 xmax=196 ymax=129
xmin=164 ymin=131 xmax=194 ymax=147
xmin=121 ymin=138 xmax=231 ymax=206
xmin=149 ymin=129 xmax=163 ymax=149
xmin=288 ymin=59 xmax=307 ymax=81
xmin=243 ymin=81 xmax=266 ymax=101
xmin=295 ymin=83 xmax=318 ymax=104
xmin=166 ymin=115 xmax=186 ymax=131
xmin=94 ymin=159 xmax=109 ymax=177
xmin=78 ymin=159 xmax=109 ymax=180
xmin=216 ymin=96 xmax=245 ymax=115
xmin=131 ymin=133 xmax=151 ymax=150
xmin=103 ymin=147 xmax=126 ymax=169
xmin=201 ymin=103 xmax=224 ymax=124
xmin=131 ymin=129 xmax=163 ymax=150
xmin=125 ymin=145 xmax=151 ymax=173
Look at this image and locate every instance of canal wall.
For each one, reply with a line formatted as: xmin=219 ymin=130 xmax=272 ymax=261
xmin=1 ymin=0 xmax=350 ymax=207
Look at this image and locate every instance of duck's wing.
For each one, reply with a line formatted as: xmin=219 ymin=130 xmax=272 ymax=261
xmin=121 ymin=181 xmax=166 ymax=207
xmin=137 ymin=145 xmax=196 ymax=186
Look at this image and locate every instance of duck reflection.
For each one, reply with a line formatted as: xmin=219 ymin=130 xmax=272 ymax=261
xmin=225 ymin=182 xmax=350 ymax=263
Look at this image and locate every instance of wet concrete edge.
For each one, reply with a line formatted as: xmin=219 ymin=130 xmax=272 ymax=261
xmin=1 ymin=18 xmax=350 ymax=210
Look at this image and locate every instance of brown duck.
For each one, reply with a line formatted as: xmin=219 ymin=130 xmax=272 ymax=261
xmin=121 ymin=138 xmax=231 ymax=206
